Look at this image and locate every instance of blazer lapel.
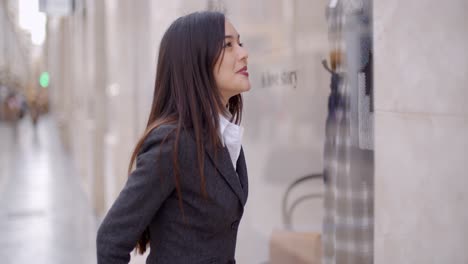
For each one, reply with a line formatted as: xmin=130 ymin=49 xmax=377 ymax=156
xmin=236 ymin=148 xmax=248 ymax=201
xmin=205 ymin=145 xmax=247 ymax=206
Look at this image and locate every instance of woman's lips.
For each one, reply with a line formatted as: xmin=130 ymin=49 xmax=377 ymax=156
xmin=236 ymin=66 xmax=249 ymax=77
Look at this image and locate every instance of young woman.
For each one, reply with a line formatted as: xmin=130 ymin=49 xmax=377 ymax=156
xmin=96 ymin=11 xmax=250 ymax=264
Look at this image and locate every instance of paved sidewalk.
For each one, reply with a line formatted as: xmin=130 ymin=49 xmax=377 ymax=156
xmin=0 ymin=115 xmax=96 ymax=264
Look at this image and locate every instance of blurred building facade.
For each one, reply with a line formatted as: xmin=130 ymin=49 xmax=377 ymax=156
xmin=0 ymin=0 xmax=31 ymax=95
xmin=1 ymin=0 xmax=50 ymax=122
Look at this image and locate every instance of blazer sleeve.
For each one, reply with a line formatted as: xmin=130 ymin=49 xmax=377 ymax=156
xmin=96 ymin=127 xmax=176 ymax=264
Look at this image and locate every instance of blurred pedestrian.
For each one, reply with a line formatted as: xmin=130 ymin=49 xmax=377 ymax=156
xmin=29 ymin=98 xmax=40 ymax=129
xmin=97 ymin=11 xmax=251 ymax=264
xmin=5 ymin=93 xmax=20 ymax=122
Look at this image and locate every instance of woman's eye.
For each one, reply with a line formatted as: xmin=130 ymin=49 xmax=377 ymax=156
xmin=223 ymin=42 xmax=244 ymax=48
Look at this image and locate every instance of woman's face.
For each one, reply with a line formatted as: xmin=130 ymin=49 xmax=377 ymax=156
xmin=213 ymin=20 xmax=250 ymax=105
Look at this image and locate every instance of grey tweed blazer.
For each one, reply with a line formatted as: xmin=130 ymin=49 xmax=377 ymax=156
xmin=96 ymin=124 xmax=248 ymax=264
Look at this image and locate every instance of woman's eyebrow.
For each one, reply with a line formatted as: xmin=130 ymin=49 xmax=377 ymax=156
xmin=224 ymin=34 xmax=240 ymax=39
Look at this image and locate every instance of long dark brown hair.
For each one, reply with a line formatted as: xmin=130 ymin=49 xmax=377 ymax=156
xmin=128 ymin=11 xmax=243 ymax=254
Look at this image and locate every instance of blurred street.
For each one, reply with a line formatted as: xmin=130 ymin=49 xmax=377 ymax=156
xmin=0 ymin=115 xmax=96 ymax=263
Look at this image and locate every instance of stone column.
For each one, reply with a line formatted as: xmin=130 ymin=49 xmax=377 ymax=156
xmin=102 ymin=0 xmax=147 ymax=207
xmin=374 ymin=1 xmax=468 ymax=263
xmin=85 ymin=0 xmax=108 ymax=216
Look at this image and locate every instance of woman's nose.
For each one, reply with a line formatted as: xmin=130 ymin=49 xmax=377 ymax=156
xmin=238 ymin=45 xmax=248 ymax=61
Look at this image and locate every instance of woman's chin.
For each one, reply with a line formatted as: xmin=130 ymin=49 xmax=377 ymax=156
xmin=226 ymin=83 xmax=251 ymax=98
xmin=241 ymin=82 xmax=251 ymax=92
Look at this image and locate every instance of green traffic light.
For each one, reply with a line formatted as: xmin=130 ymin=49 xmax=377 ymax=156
xmin=39 ymin=72 xmax=49 ymax=88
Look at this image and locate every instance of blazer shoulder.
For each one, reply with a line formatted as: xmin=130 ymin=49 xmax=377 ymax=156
xmin=142 ymin=124 xmax=197 ymax=151
xmin=147 ymin=124 xmax=177 ymax=139
xmin=138 ymin=124 xmax=177 ymax=153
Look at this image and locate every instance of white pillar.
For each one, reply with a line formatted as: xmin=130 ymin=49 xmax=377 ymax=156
xmin=85 ymin=0 xmax=108 ymax=216
xmin=374 ymin=1 xmax=468 ymax=263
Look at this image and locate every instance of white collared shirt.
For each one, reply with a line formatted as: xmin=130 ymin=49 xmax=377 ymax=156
xmin=219 ymin=114 xmax=244 ymax=170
